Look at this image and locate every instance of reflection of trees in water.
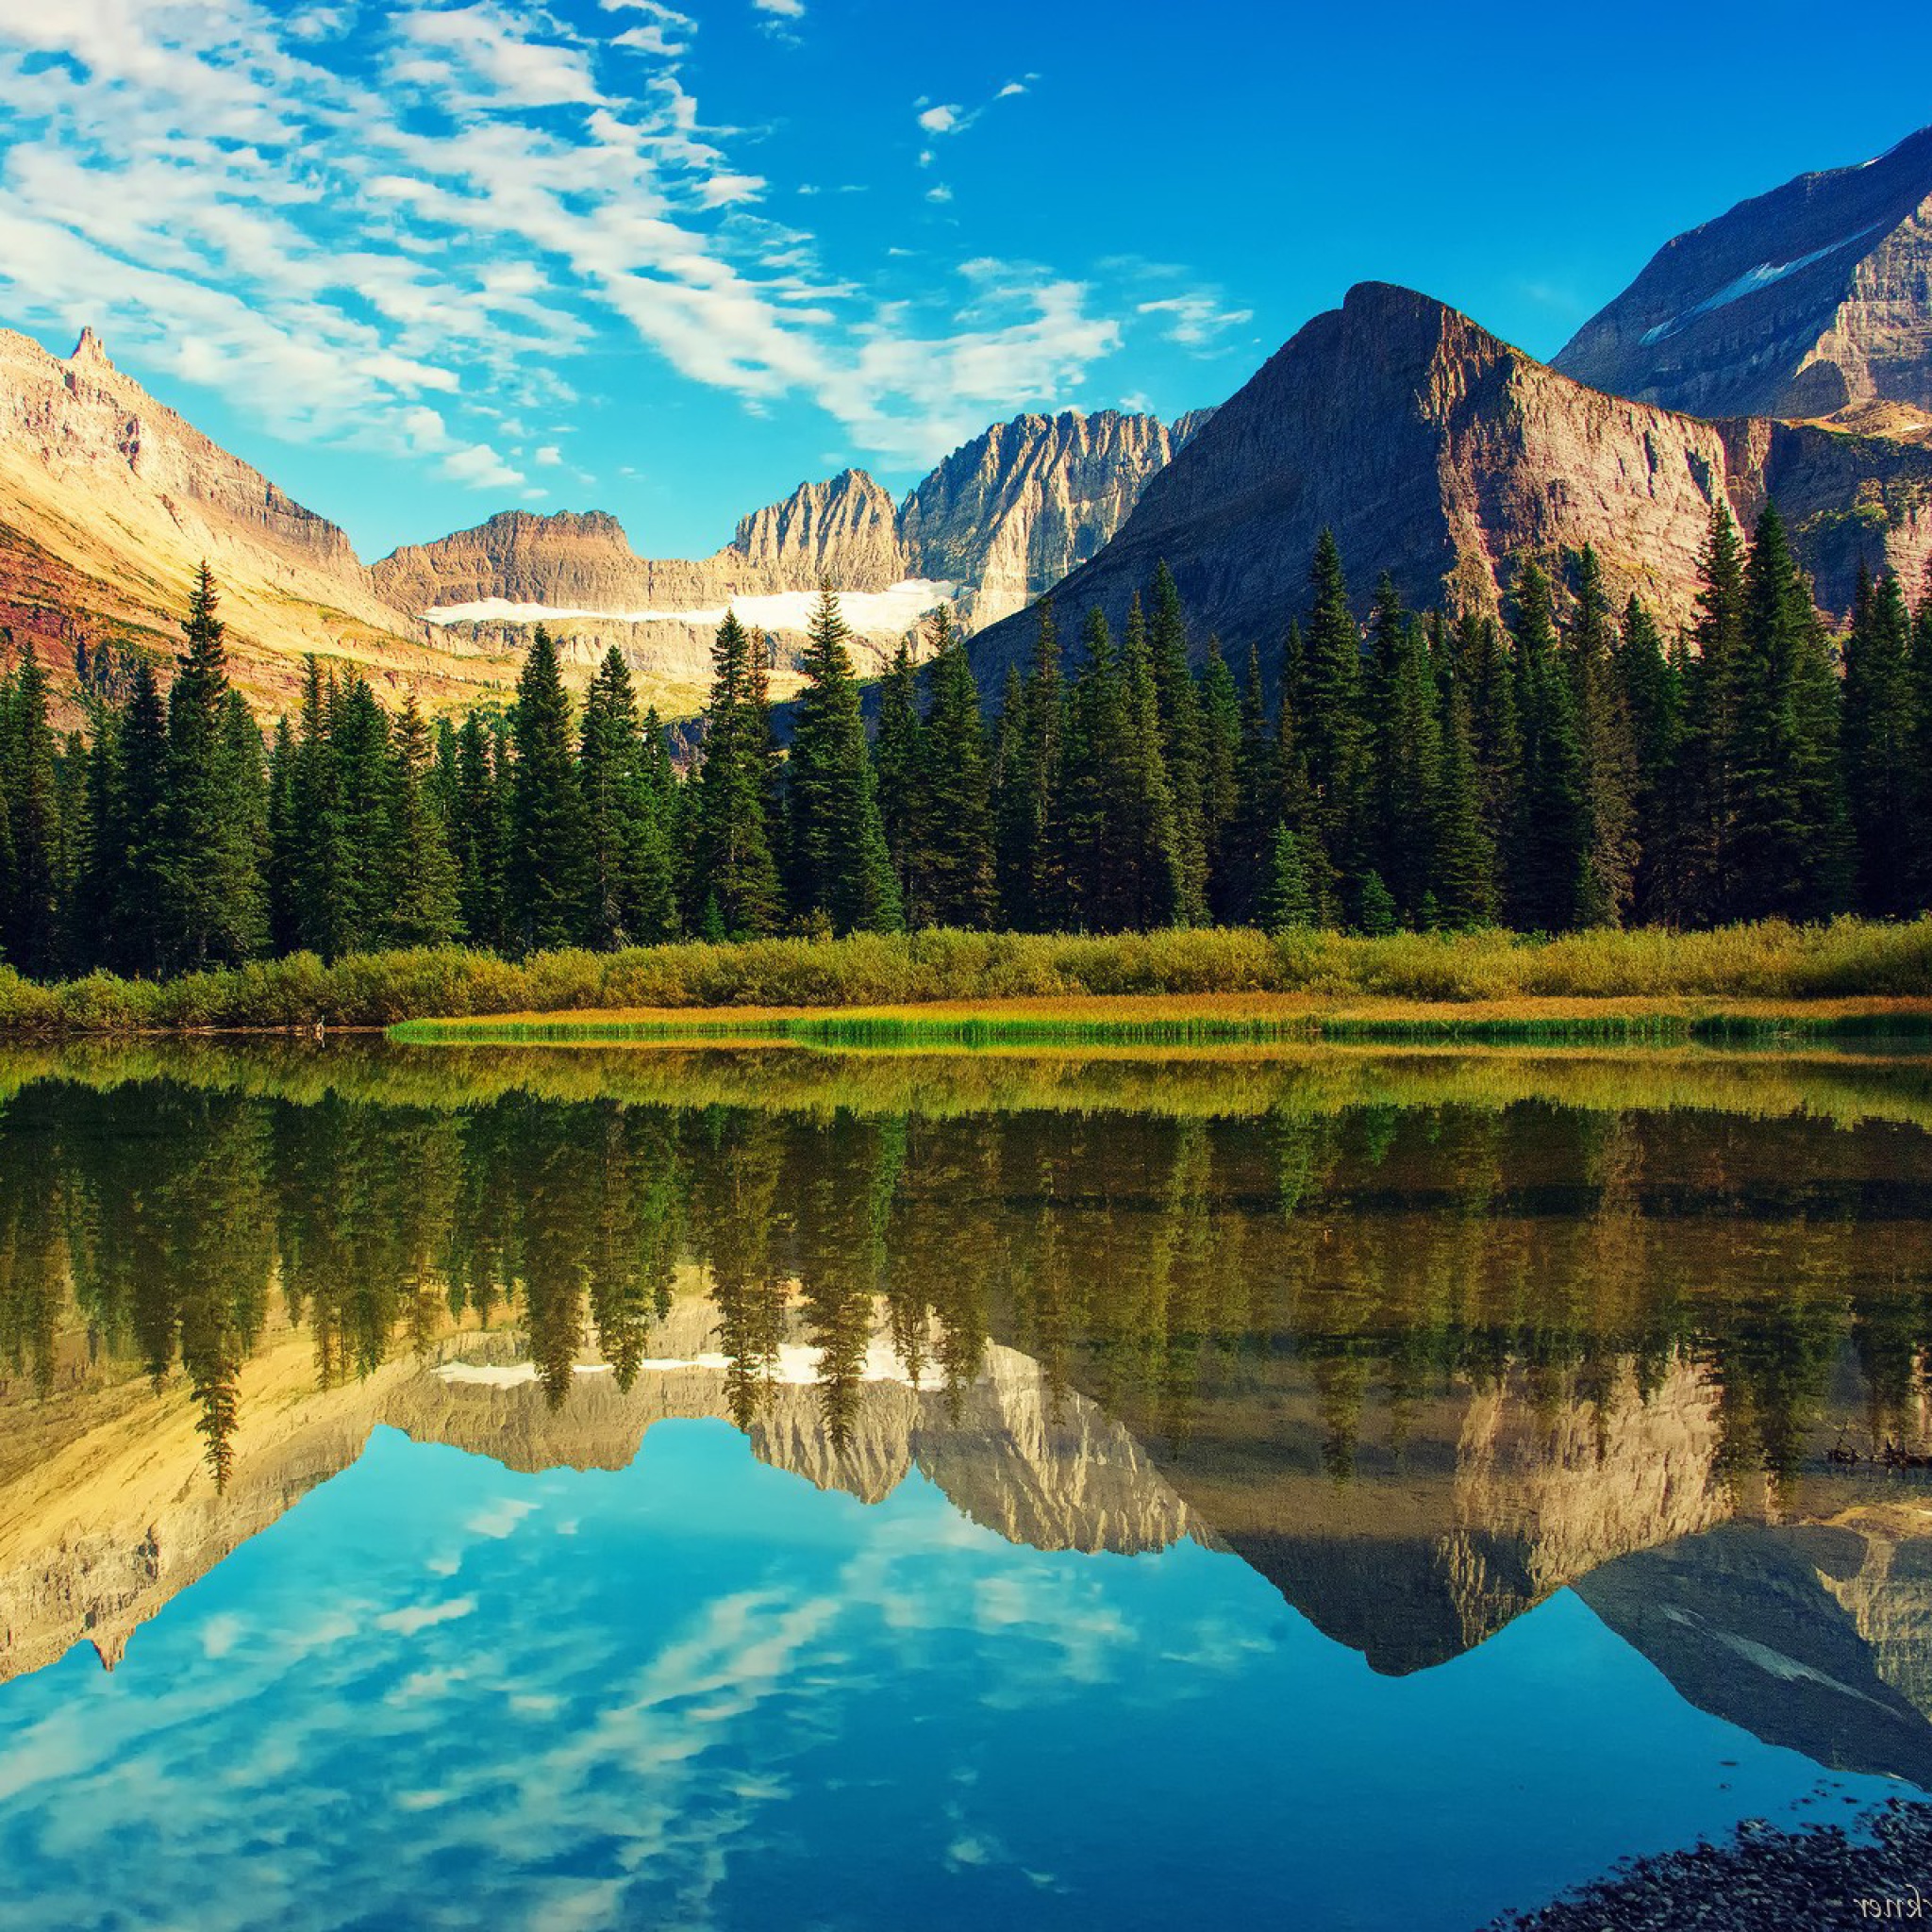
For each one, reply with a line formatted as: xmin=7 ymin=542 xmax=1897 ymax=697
xmin=4 ymin=1074 xmax=1932 ymax=1492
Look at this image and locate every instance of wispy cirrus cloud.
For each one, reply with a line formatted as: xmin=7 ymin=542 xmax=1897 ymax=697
xmin=0 ymin=6 xmax=1151 ymax=495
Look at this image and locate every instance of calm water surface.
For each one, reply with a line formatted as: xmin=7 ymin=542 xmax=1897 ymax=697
xmin=4 ymin=1041 xmax=1932 ymax=1930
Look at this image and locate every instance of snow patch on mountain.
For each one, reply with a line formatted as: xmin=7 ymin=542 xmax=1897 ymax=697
xmin=425 ymin=578 xmax=958 ymax=633
xmin=1640 ymin=225 xmax=1884 ymax=346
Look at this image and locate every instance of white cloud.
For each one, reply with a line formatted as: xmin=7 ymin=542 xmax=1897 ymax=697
xmin=917 ymin=104 xmax=961 ymax=135
xmin=1137 ymin=292 xmax=1256 ymax=350
xmin=376 ymin=1596 xmax=479 ymax=1636
xmin=925 ymin=184 xmax=954 ymax=205
xmin=533 ymin=443 xmax=563 ymax=465
xmin=0 ymin=1 xmax=1131 ymax=494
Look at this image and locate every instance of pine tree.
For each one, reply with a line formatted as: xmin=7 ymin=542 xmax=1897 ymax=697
xmin=992 ymin=604 xmax=1065 ymax=931
xmin=1509 ymin=560 xmax=1590 ymax=932
xmin=1907 ymin=575 xmax=1932 ymax=911
xmin=329 ymin=675 xmax=393 ymax=952
xmin=1569 ymin=546 xmax=1639 ymax=927
xmin=387 ymin=695 xmax=461 ymax=947
xmin=873 ymin=640 xmax=922 ymax=909
xmin=0 ymin=642 xmax=60 ymax=976
xmin=505 ymin=627 xmax=588 ymax=953
xmin=1462 ymin=611 xmax=1522 ymax=876
xmin=111 ymin=659 xmax=169 ymax=976
xmin=1300 ymin=531 xmax=1365 ymax=885
xmin=1679 ymin=505 xmax=1748 ymax=924
xmin=1842 ymin=569 xmax=1915 ymax=917
xmin=1257 ymin=821 xmax=1315 ymax=933
xmin=450 ymin=712 xmax=508 ymax=951
xmin=291 ymin=658 xmax=350 ymax=960
xmin=1728 ymin=505 xmax=1845 ymax=921
xmin=263 ymin=715 xmax=301 ymax=956
xmin=1366 ymin=578 xmax=1440 ymax=924
xmin=158 ymin=564 xmax=265 ymax=971
xmin=909 ymin=607 xmax=996 ymax=928
xmin=691 ymin=611 xmax=783 ymax=939
xmin=1615 ymin=594 xmax=1683 ymax=924
xmin=1148 ymin=562 xmax=1208 ymax=921
xmin=1057 ymin=607 xmax=1121 ymax=931
xmin=1223 ymin=642 xmax=1282 ymax=924
xmin=785 ymin=586 xmax=900 ymax=935
xmin=578 ymin=648 xmax=673 ymax=947
xmin=1113 ymin=596 xmax=1182 ymax=929
xmin=1196 ymin=637 xmax=1241 ymax=914
xmin=1431 ymin=651 xmax=1497 ymax=927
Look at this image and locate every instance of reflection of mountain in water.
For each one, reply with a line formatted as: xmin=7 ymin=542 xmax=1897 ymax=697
xmin=1114 ymin=1354 xmax=1732 ymax=1676
xmin=1580 ymin=1514 xmax=1932 ymax=1788
xmin=0 ymin=1297 xmax=1202 ymax=1685
xmin=8 ymin=1052 xmax=1932 ymax=1795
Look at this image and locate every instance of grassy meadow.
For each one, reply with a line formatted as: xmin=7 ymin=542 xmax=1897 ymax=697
xmin=3 ymin=919 xmax=1932 ymax=1041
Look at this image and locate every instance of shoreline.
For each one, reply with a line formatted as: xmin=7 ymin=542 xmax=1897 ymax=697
xmin=387 ymin=992 xmax=1932 ymax=1049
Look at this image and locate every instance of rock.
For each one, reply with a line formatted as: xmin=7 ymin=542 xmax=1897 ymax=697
xmin=899 ymin=408 xmax=1186 ymax=624
xmin=1554 ymin=124 xmax=1932 ymax=422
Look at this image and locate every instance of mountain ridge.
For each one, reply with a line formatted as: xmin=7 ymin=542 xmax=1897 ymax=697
xmin=965 ymin=279 xmax=1932 ymax=691
xmin=1554 ymin=125 xmax=1932 ymax=421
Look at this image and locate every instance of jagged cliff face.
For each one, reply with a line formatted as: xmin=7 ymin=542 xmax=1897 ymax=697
xmin=969 ymin=281 xmax=1932 ymax=691
xmin=732 ymin=469 xmax=908 ymax=591
xmin=0 ymin=328 xmax=512 ymax=720
xmin=899 ymin=410 xmax=1190 ymax=625
xmin=1555 ymin=125 xmax=1932 ymax=422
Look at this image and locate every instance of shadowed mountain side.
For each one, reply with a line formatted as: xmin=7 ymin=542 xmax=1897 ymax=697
xmin=1578 ymin=1513 xmax=1932 ymax=1790
xmin=965 ymin=282 xmax=1932 ymax=694
xmin=1555 ymin=125 xmax=1932 ymax=420
xmin=0 ymin=1297 xmax=1202 ymax=1686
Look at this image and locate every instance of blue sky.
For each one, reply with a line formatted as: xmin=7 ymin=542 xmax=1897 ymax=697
xmin=1 ymin=0 xmax=1927 ymax=563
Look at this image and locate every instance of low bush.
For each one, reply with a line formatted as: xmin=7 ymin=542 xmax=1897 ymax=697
xmin=4 ymin=919 xmax=1932 ymax=1036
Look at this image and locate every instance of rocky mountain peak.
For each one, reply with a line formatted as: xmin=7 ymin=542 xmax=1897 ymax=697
xmin=68 ymin=326 xmax=111 ymax=370
xmin=728 ymin=467 xmax=907 ymax=591
xmin=967 ymin=278 xmax=1932 ymax=694
xmin=1555 ymin=123 xmax=1932 ymax=420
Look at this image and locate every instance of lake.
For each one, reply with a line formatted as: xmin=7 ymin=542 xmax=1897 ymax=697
xmin=4 ymin=1040 xmax=1932 ymax=1930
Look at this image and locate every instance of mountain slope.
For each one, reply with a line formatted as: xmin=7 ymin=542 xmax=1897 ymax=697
xmin=0 ymin=327 xmax=516 ymax=718
xmin=966 ymin=281 xmax=1932 ymax=689
xmin=1554 ymin=125 xmax=1932 ymax=421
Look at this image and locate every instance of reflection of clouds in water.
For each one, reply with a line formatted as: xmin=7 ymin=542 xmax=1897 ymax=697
xmin=0 ymin=1428 xmax=1211 ymax=1932
xmin=464 ymin=1497 xmax=538 ymax=1539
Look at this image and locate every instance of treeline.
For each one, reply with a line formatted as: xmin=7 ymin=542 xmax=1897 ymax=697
xmin=4 ymin=507 xmax=1931 ymax=981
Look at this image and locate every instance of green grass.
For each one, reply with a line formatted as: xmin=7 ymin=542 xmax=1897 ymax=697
xmin=5 ymin=918 xmax=1932 ymax=1037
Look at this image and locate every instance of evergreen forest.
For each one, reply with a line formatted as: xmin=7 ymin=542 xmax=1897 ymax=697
xmin=5 ymin=502 xmax=1932 ymax=985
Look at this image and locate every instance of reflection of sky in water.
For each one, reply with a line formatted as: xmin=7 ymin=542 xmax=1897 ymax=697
xmin=0 ymin=1423 xmax=1898 ymax=1932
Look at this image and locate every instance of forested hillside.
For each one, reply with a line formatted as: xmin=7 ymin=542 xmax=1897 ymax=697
xmin=4 ymin=508 xmax=1931 ymax=986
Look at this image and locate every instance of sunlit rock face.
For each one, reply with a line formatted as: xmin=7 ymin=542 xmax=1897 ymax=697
xmin=0 ymin=328 xmax=508 ymax=722
xmin=1554 ymin=125 xmax=1932 ymax=421
xmin=898 ymin=409 xmax=1191 ymax=626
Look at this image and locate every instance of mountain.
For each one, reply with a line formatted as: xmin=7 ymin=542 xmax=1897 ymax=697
xmin=966 ymin=281 xmax=1932 ymax=689
xmin=374 ymin=408 xmax=1208 ymax=696
xmin=0 ymin=327 xmax=516 ymax=719
xmin=1554 ymin=125 xmax=1932 ymax=424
